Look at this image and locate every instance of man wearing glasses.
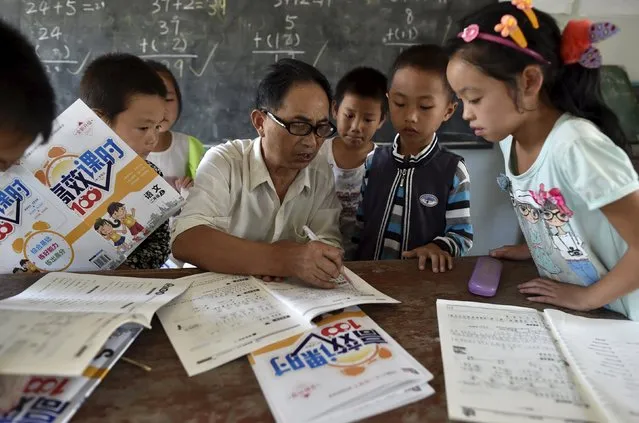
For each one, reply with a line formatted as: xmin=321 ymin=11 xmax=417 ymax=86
xmin=172 ymin=59 xmax=343 ymax=288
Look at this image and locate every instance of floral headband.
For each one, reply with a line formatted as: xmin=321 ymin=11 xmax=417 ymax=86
xmin=458 ymin=0 xmax=619 ymax=69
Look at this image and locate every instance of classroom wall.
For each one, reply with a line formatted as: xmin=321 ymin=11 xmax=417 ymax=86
xmin=450 ymin=146 xmax=520 ymax=256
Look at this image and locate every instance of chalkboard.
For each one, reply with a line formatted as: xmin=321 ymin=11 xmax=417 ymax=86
xmin=4 ymin=0 xmax=496 ymax=147
xmin=600 ymin=65 xmax=639 ymax=143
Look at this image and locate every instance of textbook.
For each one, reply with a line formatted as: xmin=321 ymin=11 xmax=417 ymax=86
xmin=157 ymin=268 xmax=400 ymax=376
xmin=0 ymin=325 xmax=142 ymax=423
xmin=0 ymin=272 xmax=187 ymax=376
xmin=437 ymin=300 xmax=639 ymax=423
xmin=249 ymin=307 xmax=434 ymax=423
xmin=0 ymin=99 xmax=183 ymax=274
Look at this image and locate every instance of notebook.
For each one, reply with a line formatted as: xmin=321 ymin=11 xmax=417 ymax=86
xmin=437 ymin=299 xmax=639 ymax=423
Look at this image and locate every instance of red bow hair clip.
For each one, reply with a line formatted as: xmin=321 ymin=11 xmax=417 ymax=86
xmin=560 ymin=20 xmax=619 ymax=69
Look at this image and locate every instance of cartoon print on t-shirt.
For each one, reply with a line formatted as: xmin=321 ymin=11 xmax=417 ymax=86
xmin=513 ymin=190 xmax=561 ymax=277
xmin=530 ymin=184 xmax=600 ymax=285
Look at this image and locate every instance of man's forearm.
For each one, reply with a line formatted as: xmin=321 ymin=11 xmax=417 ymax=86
xmin=172 ymin=225 xmax=290 ymax=276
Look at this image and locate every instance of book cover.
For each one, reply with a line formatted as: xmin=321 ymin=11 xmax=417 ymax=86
xmin=0 ymin=100 xmax=183 ymax=273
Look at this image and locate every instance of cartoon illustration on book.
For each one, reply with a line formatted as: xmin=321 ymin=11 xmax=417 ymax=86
xmin=531 ymin=184 xmax=600 ymax=285
xmin=12 ymin=259 xmax=41 ymax=274
xmin=107 ymin=202 xmax=148 ymax=242
xmin=93 ymin=218 xmax=131 ymax=253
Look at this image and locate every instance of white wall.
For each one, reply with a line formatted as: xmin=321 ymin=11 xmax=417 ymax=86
xmin=552 ymin=1 xmax=639 ymax=80
xmin=450 ymin=146 xmax=521 ymax=256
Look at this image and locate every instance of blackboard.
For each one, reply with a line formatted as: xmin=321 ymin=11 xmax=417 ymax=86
xmin=4 ymin=0 xmax=496 ymax=147
xmin=600 ymin=65 xmax=639 ymax=143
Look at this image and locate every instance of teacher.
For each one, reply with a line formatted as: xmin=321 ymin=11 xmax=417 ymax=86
xmin=171 ymin=59 xmax=343 ymax=288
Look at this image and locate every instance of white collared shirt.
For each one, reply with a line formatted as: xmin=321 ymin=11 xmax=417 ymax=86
xmin=171 ymin=137 xmax=342 ymax=247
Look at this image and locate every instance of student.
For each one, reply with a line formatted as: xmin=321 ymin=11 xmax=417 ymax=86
xmin=446 ymin=2 xmax=639 ymax=319
xmin=354 ymin=45 xmax=473 ymax=272
xmin=146 ymin=61 xmax=205 ymax=193
xmin=0 ymin=19 xmax=56 ymax=411
xmin=0 ymin=20 xmax=55 ymax=172
xmin=79 ymin=53 xmax=171 ymax=269
xmin=319 ymin=67 xmax=386 ymax=259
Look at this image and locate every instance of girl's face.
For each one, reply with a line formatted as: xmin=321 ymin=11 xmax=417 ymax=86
xmin=542 ymin=207 xmax=569 ymax=227
xmin=447 ymin=55 xmax=526 ymax=142
xmin=109 ymin=94 xmax=165 ymax=158
xmin=158 ymin=72 xmax=179 ymax=132
xmin=98 ymin=223 xmax=113 ymax=235
xmin=388 ymin=67 xmax=456 ymax=147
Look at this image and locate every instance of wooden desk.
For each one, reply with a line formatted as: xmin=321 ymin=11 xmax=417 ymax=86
xmin=0 ymin=258 xmax=622 ymax=423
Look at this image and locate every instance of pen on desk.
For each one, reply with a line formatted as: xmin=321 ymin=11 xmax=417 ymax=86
xmin=121 ymin=356 xmax=152 ymax=372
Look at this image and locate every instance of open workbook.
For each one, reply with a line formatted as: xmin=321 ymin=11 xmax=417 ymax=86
xmin=0 ymin=272 xmax=187 ymax=376
xmin=249 ymin=307 xmax=434 ymax=423
xmin=0 ymin=325 xmax=141 ymax=423
xmin=437 ymin=300 xmax=639 ymax=423
xmin=157 ymin=267 xmax=399 ymax=376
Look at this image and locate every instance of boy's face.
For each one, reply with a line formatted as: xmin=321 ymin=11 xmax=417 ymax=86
xmin=332 ymin=94 xmax=384 ymax=148
xmin=388 ymin=66 xmax=456 ymax=147
xmin=109 ymin=94 xmax=165 ymax=158
xmin=113 ymin=207 xmax=126 ymax=220
xmin=0 ymin=130 xmax=34 ymax=171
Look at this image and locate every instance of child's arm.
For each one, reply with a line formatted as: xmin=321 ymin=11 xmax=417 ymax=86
xmin=520 ymin=192 xmax=639 ymax=311
xmin=519 ymin=136 xmax=639 ymax=313
xmin=431 ymin=161 xmax=474 ymax=256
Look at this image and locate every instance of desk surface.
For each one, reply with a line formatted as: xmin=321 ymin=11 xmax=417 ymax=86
xmin=0 ymin=258 xmax=621 ymax=423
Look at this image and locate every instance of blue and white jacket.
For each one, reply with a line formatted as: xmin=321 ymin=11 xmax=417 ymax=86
xmin=353 ymin=134 xmax=473 ymax=260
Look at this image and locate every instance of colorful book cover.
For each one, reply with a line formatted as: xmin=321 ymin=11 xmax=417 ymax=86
xmin=0 ymin=325 xmax=142 ymax=423
xmin=0 ymin=100 xmax=183 ymax=273
xmin=249 ymin=307 xmax=433 ymax=423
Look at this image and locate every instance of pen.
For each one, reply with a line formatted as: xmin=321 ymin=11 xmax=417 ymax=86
xmin=121 ymin=356 xmax=152 ymax=372
xmin=302 ymin=225 xmax=349 ymax=283
xmin=302 ymin=225 xmax=320 ymax=242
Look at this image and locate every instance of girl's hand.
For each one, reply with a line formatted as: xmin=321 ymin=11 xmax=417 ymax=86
xmin=174 ymin=177 xmax=194 ymax=191
xmin=518 ymin=278 xmax=596 ymax=311
xmin=402 ymin=243 xmax=453 ymax=273
xmin=490 ymin=244 xmax=532 ymax=261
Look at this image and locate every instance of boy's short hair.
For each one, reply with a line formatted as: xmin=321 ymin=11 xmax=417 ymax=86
xmin=0 ymin=19 xmax=55 ymax=142
xmin=255 ymin=58 xmax=332 ymax=111
xmin=389 ymin=44 xmax=455 ymax=100
xmin=80 ymin=53 xmax=167 ymax=123
xmin=334 ymin=67 xmax=388 ymax=117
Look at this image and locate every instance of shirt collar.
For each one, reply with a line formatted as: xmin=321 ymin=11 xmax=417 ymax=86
xmin=249 ymin=138 xmax=272 ymax=192
xmin=248 ymin=137 xmax=312 ymax=194
xmin=391 ymin=133 xmax=439 ymax=165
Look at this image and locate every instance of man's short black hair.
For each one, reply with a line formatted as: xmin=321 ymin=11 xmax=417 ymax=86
xmin=80 ymin=53 xmax=167 ymax=123
xmin=0 ymin=19 xmax=55 ymax=143
xmin=334 ymin=67 xmax=388 ymax=117
xmin=389 ymin=44 xmax=455 ymax=100
xmin=255 ymin=58 xmax=332 ymax=111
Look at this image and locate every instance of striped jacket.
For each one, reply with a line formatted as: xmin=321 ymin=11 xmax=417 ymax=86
xmin=353 ymin=134 xmax=473 ymax=260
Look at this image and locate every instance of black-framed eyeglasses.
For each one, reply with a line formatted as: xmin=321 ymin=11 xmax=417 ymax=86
xmin=264 ymin=110 xmax=337 ymax=138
